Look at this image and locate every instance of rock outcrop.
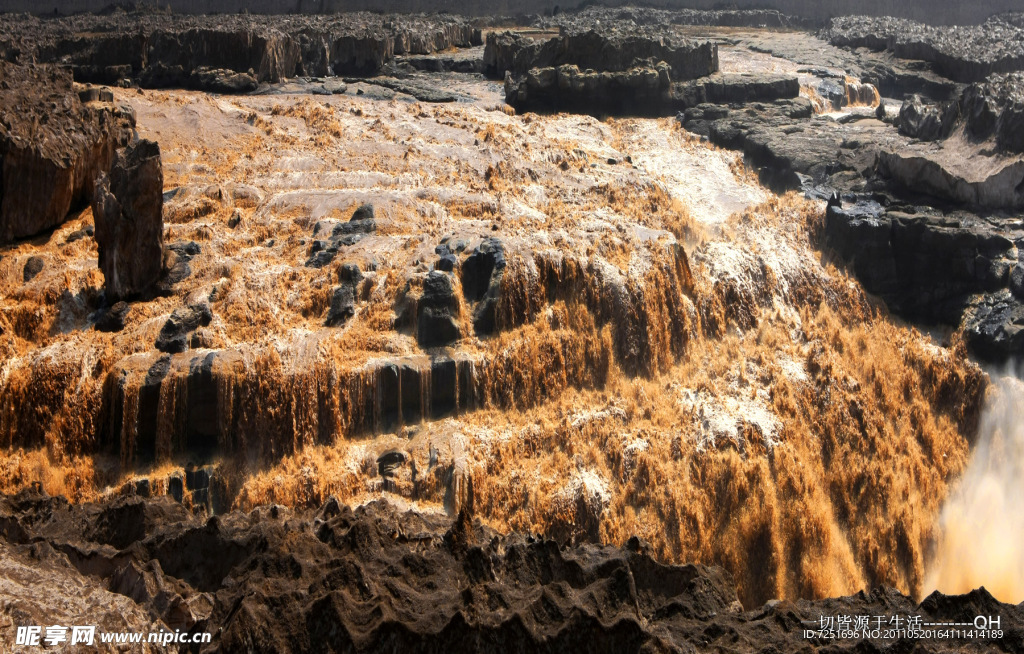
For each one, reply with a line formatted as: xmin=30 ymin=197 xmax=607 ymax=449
xmin=416 ymin=271 xmax=462 ymax=348
xmin=504 ymin=62 xmax=674 ymax=115
xmin=503 ymin=63 xmax=799 ymax=116
xmin=2 ymin=489 xmax=1022 ymax=654
xmin=673 ymin=73 xmax=800 ymax=106
xmin=0 ymin=62 xmax=133 ymax=244
xmin=462 ymin=238 xmax=506 ymax=336
xmin=489 ymin=27 xmax=723 ymax=115
xmin=485 ymin=29 xmax=718 ymax=82
xmin=677 ymin=83 xmax=1024 ymax=358
xmin=876 ymin=148 xmax=1024 ymax=210
xmin=897 ymin=94 xmax=960 ymax=140
xmin=959 ymin=72 xmax=1024 ymax=154
xmin=306 ymin=203 xmax=377 ymax=268
xmin=824 ymin=15 xmax=1024 ymax=83
xmin=155 ymin=303 xmax=213 ymax=354
xmin=92 ymin=139 xmax=165 ymax=301
xmin=895 ymin=73 xmax=1024 ymax=154
xmin=2 ymin=13 xmax=477 ymax=90
xmin=823 ymin=199 xmax=1024 ymax=359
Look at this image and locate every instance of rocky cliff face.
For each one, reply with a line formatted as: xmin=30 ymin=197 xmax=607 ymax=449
xmin=823 ymin=201 xmax=1024 ymax=359
xmin=0 ymin=62 xmax=134 ymax=244
xmin=823 ymin=15 xmax=1024 ymax=83
xmin=1 ymin=13 xmax=476 ymax=89
xmin=487 ymin=28 xmax=806 ymax=117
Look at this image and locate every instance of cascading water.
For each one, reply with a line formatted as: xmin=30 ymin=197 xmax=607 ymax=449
xmin=926 ymin=369 xmax=1024 ymax=602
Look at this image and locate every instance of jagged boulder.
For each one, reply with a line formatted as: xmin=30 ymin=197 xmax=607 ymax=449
xmin=155 ymin=303 xmax=213 ymax=354
xmin=897 ymin=94 xmax=959 ymax=140
xmin=93 ymin=139 xmax=165 ymax=301
xmin=461 ymin=238 xmax=507 ymax=336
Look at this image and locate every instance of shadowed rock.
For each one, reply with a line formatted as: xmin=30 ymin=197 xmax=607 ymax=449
xmin=22 ymin=256 xmax=44 ymax=283
xmin=2 ymin=490 xmax=1022 ymax=654
xmin=162 ymin=240 xmax=201 ymax=288
xmin=92 ymin=139 xmax=165 ymax=301
xmin=155 ymin=303 xmax=213 ymax=354
xmin=462 ymin=238 xmax=506 ymax=336
xmin=94 ymin=301 xmax=131 ymax=332
xmin=325 ymin=285 xmax=356 ymax=327
xmin=418 ymin=271 xmax=461 ymax=348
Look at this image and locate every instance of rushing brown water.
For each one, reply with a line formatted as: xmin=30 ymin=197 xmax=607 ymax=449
xmin=0 ymin=80 xmax=988 ymax=608
xmin=926 ymin=372 xmax=1024 ymax=603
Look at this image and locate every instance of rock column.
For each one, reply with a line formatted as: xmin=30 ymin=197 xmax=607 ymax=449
xmin=92 ymin=139 xmax=165 ymax=300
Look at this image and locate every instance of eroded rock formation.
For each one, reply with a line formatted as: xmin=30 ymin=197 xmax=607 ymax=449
xmin=824 ymin=15 xmax=1024 ymax=84
xmin=92 ymin=139 xmax=165 ymax=301
xmin=2 ymin=488 xmax=1021 ymax=653
xmin=0 ymin=12 xmax=476 ymax=90
xmin=0 ymin=62 xmax=133 ymax=243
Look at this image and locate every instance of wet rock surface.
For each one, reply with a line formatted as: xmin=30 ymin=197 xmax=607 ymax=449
xmin=0 ymin=62 xmax=134 ymax=243
xmin=416 ymin=270 xmax=462 ymax=347
xmin=1 ymin=489 xmax=1021 ymax=654
xmin=155 ymin=303 xmax=213 ymax=354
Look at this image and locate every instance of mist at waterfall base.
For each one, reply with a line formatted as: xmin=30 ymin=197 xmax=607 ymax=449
xmin=926 ymin=368 xmax=1024 ymax=603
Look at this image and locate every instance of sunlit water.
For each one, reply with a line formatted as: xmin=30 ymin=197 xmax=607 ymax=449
xmin=926 ymin=370 xmax=1024 ymax=603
